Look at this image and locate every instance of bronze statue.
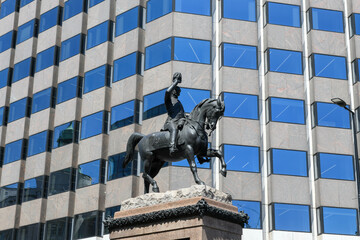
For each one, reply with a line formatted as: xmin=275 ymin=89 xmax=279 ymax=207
xmin=123 ymin=73 xmax=227 ymax=193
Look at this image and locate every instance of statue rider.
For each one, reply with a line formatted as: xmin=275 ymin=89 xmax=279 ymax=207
xmin=163 ymin=72 xmax=186 ymax=155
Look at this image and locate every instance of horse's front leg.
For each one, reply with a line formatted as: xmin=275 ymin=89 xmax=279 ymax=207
xmin=207 ymin=149 xmax=227 ymax=177
xmin=186 ymin=146 xmax=205 ymax=185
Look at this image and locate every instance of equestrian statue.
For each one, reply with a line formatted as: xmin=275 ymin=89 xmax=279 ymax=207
xmin=123 ymin=72 xmax=227 ymax=193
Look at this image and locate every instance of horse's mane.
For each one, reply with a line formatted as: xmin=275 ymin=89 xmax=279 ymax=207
xmin=189 ymin=98 xmax=218 ymax=119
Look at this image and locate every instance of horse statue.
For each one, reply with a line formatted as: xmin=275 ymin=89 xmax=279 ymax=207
xmin=123 ymin=97 xmax=227 ymax=193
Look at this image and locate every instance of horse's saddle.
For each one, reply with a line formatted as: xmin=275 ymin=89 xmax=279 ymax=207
xmin=145 ymin=131 xmax=185 ymax=152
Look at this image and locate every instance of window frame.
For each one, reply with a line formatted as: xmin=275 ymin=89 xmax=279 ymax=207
xmin=221 ymin=91 xmax=259 ymax=120
xmin=115 ymin=6 xmax=144 ymax=37
xmin=27 ymin=130 xmax=53 ymax=157
xmin=22 ymin=175 xmax=48 ymax=203
xmin=313 ymin=101 xmax=351 ymax=129
xmin=264 ymin=2 xmax=301 ymax=28
xmin=309 ymin=7 xmax=345 ymax=33
xmin=221 ymin=144 xmax=261 ymax=173
xmin=80 ymin=111 xmax=109 ymax=140
xmin=60 ymin=34 xmax=86 ymax=62
xmin=266 ymin=47 xmax=303 ymax=75
xmin=3 ymin=138 xmax=28 ymax=165
xmin=57 ymin=76 xmax=83 ymax=104
xmin=0 ymin=67 xmax=13 ymax=88
xmin=86 ymin=20 xmax=114 ymax=50
xmin=314 ymin=152 xmax=355 ymax=181
xmin=270 ymin=202 xmax=311 ymax=232
xmin=310 ymin=53 xmax=348 ymax=80
xmin=221 ymin=0 xmax=256 ymax=22
xmin=83 ymin=64 xmax=111 ymax=94
xmin=48 ymin=168 xmax=76 ymax=196
xmin=268 ymin=148 xmax=308 ymax=177
xmin=76 ymin=159 xmax=106 ymax=189
xmin=53 ymin=121 xmax=80 ymax=149
xmin=110 ymin=99 xmax=141 ymax=131
xmin=112 ymin=51 xmax=144 ymax=82
xmin=232 ymin=199 xmax=262 ymax=229
xmin=221 ymin=42 xmax=258 ymax=70
xmin=267 ymin=97 xmax=306 ymax=125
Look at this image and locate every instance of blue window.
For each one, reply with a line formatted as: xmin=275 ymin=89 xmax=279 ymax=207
xmin=222 ymin=0 xmax=256 ymax=22
xmin=352 ymin=59 xmax=360 ymax=82
xmin=28 ymin=131 xmax=49 ymax=157
xmin=32 ymin=88 xmax=53 ymax=114
xmin=311 ymin=8 xmax=344 ymax=33
xmin=270 ymin=149 xmax=307 ymax=176
xmin=53 ymin=121 xmax=79 ymax=149
xmin=147 ymin=0 xmax=172 ymax=22
xmin=269 ymin=97 xmax=305 ymax=124
xmin=272 ymin=203 xmax=310 ymax=232
xmin=267 ymin=2 xmax=300 ymax=27
xmin=180 ymin=88 xmax=210 ymax=112
xmin=57 ymin=77 xmax=81 ymax=104
xmin=73 ymin=211 xmax=102 ymax=239
xmin=145 ymin=38 xmax=172 ymax=70
xmin=17 ymin=19 xmax=37 ymax=44
xmin=222 ymin=43 xmax=257 ymax=69
xmin=223 ymin=92 xmax=258 ymax=119
xmin=111 ymin=100 xmax=139 ymax=130
xmin=83 ymin=65 xmax=110 ymax=94
xmin=311 ymin=54 xmax=347 ymax=80
xmin=315 ymin=102 xmax=350 ymax=128
xmin=40 ymin=7 xmax=61 ymax=33
xmin=116 ymin=7 xmax=143 ymax=36
xmin=45 ymin=217 xmax=72 ymax=240
xmin=8 ymin=98 xmax=29 ymax=123
xmin=316 ymin=153 xmax=354 ymax=180
xmin=0 ymin=68 xmax=11 ymax=88
xmin=351 ymin=13 xmax=360 ymax=36
xmin=0 ymin=31 xmax=14 ymax=53
xmin=63 ymin=0 xmax=86 ymax=21
xmin=0 ymin=183 xmax=20 ymax=208
xmin=174 ymin=37 xmax=210 ymax=64
xmin=77 ymin=159 xmax=105 ymax=188
xmin=81 ymin=111 xmax=108 ymax=140
xmin=20 ymin=0 xmax=33 ymax=8
xmin=0 ymin=107 xmax=5 ymax=126
xmin=108 ymin=152 xmax=138 ymax=181
xmin=23 ymin=176 xmax=47 ymax=202
xmin=113 ymin=52 xmax=142 ymax=82
xmin=87 ymin=21 xmax=113 ymax=50
xmin=4 ymin=139 xmax=25 ymax=164
xmin=36 ymin=46 xmax=59 ymax=72
xmin=13 ymin=58 xmax=34 ymax=83
xmin=268 ymin=48 xmax=303 ymax=75
xmin=233 ymin=200 xmax=261 ymax=229
xmin=175 ymin=0 xmax=210 ymax=16
xmin=223 ymin=145 xmax=259 ymax=172
xmin=320 ymin=207 xmax=358 ymax=235
xmin=48 ymin=168 xmax=76 ymax=195
xmin=0 ymin=0 xmax=17 ymax=19
xmin=89 ymin=0 xmax=104 ymax=8
xmin=60 ymin=34 xmax=85 ymax=61
xmin=143 ymin=89 xmax=166 ymax=120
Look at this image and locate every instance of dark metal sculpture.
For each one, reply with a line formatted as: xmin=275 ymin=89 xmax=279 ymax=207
xmin=123 ymin=73 xmax=227 ymax=193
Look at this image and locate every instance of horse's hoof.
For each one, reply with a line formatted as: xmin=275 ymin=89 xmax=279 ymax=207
xmin=197 ymin=181 xmax=206 ymax=186
xmin=220 ymin=169 xmax=227 ymax=177
xmin=153 ymin=187 xmax=160 ymax=193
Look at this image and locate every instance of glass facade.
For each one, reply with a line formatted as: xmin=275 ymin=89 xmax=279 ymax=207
xmin=113 ymin=52 xmax=141 ymax=82
xmin=268 ymin=97 xmax=305 ymax=124
xmin=223 ymin=145 xmax=259 ymax=172
xmin=8 ymin=98 xmax=29 ymax=123
xmin=27 ymin=131 xmax=50 ymax=157
xmin=87 ymin=21 xmax=113 ymax=49
xmin=223 ymin=0 xmax=256 ymax=21
xmin=311 ymin=54 xmax=347 ymax=80
xmin=17 ymin=19 xmax=37 ymax=44
xmin=53 ymin=121 xmax=79 ymax=149
xmin=270 ymin=149 xmax=307 ymax=176
xmin=268 ymin=48 xmax=303 ymax=75
xmin=310 ymin=8 xmax=344 ymax=33
xmin=267 ymin=2 xmax=300 ymax=27
xmin=73 ymin=211 xmax=103 ymax=239
xmin=45 ymin=217 xmax=72 ymax=240
xmin=13 ymin=58 xmax=34 ymax=83
xmin=233 ymin=200 xmax=261 ymax=229
xmin=316 ymin=153 xmax=354 ymax=180
xmin=272 ymin=203 xmax=310 ymax=232
xmin=39 ymin=7 xmax=61 ymax=33
xmin=314 ymin=102 xmax=350 ymax=129
xmin=111 ymin=100 xmax=139 ymax=130
xmin=147 ymin=0 xmax=172 ymax=22
xmin=57 ymin=77 xmax=82 ymax=104
xmin=0 ymin=183 xmax=20 ymax=208
xmin=222 ymin=43 xmax=257 ymax=69
xmin=319 ymin=207 xmax=358 ymax=235
xmin=23 ymin=175 xmax=47 ymax=202
xmin=0 ymin=0 xmax=17 ymax=19
xmin=0 ymin=31 xmax=14 ymax=53
xmin=63 ymin=0 xmax=86 ymax=21
xmin=32 ymin=88 xmax=53 ymax=114
xmin=35 ymin=46 xmax=59 ymax=72
xmin=48 ymin=168 xmax=75 ymax=196
xmin=80 ymin=111 xmax=108 ymax=140
xmin=108 ymin=152 xmax=138 ymax=180
xmin=223 ymin=92 xmax=258 ymax=119
xmin=83 ymin=65 xmax=111 ymax=93
xmin=116 ymin=7 xmax=143 ymax=36
xmin=3 ymin=139 xmax=25 ymax=164
xmin=77 ymin=159 xmax=105 ymax=188
xmin=60 ymin=34 xmax=85 ymax=61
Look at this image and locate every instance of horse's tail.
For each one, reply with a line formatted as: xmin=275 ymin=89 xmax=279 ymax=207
xmin=123 ymin=133 xmax=145 ymax=168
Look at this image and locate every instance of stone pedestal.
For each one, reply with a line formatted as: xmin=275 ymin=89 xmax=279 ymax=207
xmin=105 ymin=185 xmax=248 ymax=240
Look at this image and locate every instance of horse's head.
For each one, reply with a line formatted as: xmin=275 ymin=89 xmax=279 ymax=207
xmin=205 ymin=98 xmax=225 ymax=131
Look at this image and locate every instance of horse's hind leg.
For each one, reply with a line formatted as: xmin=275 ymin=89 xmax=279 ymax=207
xmin=142 ymin=155 xmax=161 ymax=193
xmin=148 ymin=160 xmax=165 ymax=192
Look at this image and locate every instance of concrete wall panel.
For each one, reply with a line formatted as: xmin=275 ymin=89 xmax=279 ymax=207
xmin=5 ymin=119 xmax=27 ymax=143
xmin=221 ymin=118 xmax=261 ymax=146
xmin=19 ymin=199 xmax=45 ymax=226
xmin=46 ymin=192 xmax=73 ymax=221
xmin=220 ymin=68 xmax=259 ymax=95
xmin=173 ymin=13 xmax=212 ymax=40
xmin=314 ymin=127 xmax=353 ymax=155
xmin=221 ymin=20 xmax=257 ymax=46
xmin=51 ymin=144 xmax=77 ymax=172
xmin=0 ymin=160 xmax=24 ymax=186
xmin=0 ymin=205 xmax=19 ymax=230
xmin=28 ymin=109 xmax=52 ymax=135
xmin=265 ymin=25 xmax=302 ymax=51
xmin=222 ymin=172 xmax=262 ymax=201
xmin=266 ymin=72 xmax=305 ymax=100
xmin=268 ymin=122 xmax=307 ymax=150
xmin=24 ymin=153 xmax=49 ymax=180
xmin=14 ymin=38 xmax=36 ymax=63
xmin=78 ymin=135 xmax=104 ymax=165
xmin=316 ymin=179 xmax=357 ymax=208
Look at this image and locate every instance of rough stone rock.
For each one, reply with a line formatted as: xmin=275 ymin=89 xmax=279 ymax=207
xmin=120 ymin=185 xmax=232 ymax=211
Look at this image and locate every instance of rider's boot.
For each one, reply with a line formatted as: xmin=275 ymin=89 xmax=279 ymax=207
xmin=169 ymin=129 xmax=178 ymax=156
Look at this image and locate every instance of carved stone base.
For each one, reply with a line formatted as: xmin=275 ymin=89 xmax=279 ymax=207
xmin=105 ymin=186 xmax=248 ymax=240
